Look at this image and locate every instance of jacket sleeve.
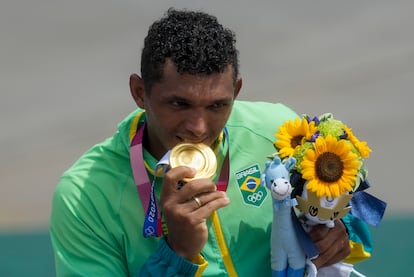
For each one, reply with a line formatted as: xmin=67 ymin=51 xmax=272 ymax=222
xmin=50 ymin=177 xmax=132 ymax=277
xmin=50 ymin=177 xmax=208 ymax=277
xmin=138 ymin=237 xmax=208 ymax=277
xmin=342 ymin=213 xmax=373 ymax=264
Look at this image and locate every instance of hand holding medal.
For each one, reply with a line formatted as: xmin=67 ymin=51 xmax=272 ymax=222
xmin=160 ymin=142 xmax=230 ymax=261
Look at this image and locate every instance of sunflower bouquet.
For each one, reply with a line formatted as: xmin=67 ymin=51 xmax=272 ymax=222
xmin=274 ymin=113 xmax=372 ymax=227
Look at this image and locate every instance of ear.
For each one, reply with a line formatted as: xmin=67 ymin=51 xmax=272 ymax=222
xmin=272 ymin=156 xmax=282 ymax=165
xmin=233 ymin=77 xmax=242 ymax=99
xmin=284 ymin=157 xmax=297 ymax=171
xmin=129 ymin=74 xmax=145 ymax=109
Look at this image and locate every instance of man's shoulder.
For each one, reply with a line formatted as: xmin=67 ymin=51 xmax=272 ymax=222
xmin=225 ymin=100 xmax=298 ymax=146
xmin=52 ymin=142 xmax=133 ymax=218
xmin=117 ymin=108 xmax=146 ymax=138
xmin=229 ymin=100 xmax=298 ymax=127
xmin=232 ymin=99 xmax=297 ymax=114
xmin=53 ymin=109 xmax=145 ymax=205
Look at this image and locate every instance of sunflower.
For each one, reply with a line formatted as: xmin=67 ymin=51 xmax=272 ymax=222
xmin=301 ymin=135 xmax=361 ymax=198
xmin=343 ymin=125 xmax=372 ymax=158
xmin=275 ymin=117 xmax=318 ymax=159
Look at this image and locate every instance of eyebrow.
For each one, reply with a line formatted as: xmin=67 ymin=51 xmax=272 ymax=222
xmin=167 ymin=95 xmax=234 ymax=105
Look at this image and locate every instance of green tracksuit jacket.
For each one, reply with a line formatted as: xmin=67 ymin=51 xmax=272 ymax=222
xmin=50 ymin=101 xmax=372 ymax=276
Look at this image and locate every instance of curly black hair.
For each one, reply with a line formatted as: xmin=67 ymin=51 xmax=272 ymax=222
xmin=141 ymin=8 xmax=239 ymax=92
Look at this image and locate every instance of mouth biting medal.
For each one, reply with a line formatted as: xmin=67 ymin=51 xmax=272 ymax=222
xmin=169 ymin=143 xmax=217 ymax=182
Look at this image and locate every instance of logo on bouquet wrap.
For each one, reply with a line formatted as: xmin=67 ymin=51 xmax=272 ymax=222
xmin=235 ymin=164 xmax=267 ymax=207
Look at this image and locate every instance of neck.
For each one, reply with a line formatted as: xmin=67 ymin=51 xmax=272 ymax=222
xmin=142 ymin=126 xmax=167 ymax=161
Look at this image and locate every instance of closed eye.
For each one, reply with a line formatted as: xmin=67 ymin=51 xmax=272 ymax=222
xmin=170 ymin=99 xmax=190 ymax=109
xmin=208 ymin=100 xmax=231 ymax=111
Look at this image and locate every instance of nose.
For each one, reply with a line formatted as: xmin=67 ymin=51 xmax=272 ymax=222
xmin=185 ymin=111 xmax=208 ymax=138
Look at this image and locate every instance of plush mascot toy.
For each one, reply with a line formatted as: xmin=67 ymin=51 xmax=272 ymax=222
xmin=265 ymin=113 xmax=387 ymax=277
xmin=261 ymin=155 xmax=306 ymax=277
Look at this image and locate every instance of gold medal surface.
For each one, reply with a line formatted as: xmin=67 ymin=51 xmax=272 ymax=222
xmin=169 ymin=143 xmax=217 ymax=182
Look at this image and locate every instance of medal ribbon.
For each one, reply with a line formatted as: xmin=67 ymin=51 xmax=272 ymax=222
xmin=130 ymin=122 xmax=229 ymax=238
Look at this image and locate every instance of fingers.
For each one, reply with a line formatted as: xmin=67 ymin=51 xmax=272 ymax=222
xmin=309 ymin=220 xmax=346 ymax=250
xmin=192 ymin=196 xmax=203 ymax=208
xmin=161 ymin=166 xmax=219 ymax=206
xmin=310 ymin=220 xmax=351 ymax=269
xmin=164 ymin=190 xmax=229 ymax=251
xmin=159 ymin=165 xmax=230 ymax=261
xmin=312 ymin=238 xmax=350 ymax=268
xmin=189 ymin=190 xmax=230 ymax=213
xmin=161 ymin=166 xmax=197 ymax=194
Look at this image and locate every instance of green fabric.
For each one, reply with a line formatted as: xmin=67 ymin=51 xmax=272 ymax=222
xmin=50 ymin=100 xmax=372 ymax=277
xmin=139 ymin=238 xmax=199 ymax=276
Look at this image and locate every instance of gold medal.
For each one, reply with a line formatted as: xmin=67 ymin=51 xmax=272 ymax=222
xmin=169 ymin=143 xmax=217 ymax=182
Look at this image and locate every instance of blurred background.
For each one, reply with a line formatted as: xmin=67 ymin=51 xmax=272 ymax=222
xmin=1 ymin=0 xmax=413 ymax=276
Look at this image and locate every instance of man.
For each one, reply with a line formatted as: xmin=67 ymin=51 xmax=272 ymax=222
xmin=50 ymin=8 xmax=372 ymax=276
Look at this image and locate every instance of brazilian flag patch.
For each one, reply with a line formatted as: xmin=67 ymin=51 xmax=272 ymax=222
xmin=234 ymin=164 xmax=267 ymax=207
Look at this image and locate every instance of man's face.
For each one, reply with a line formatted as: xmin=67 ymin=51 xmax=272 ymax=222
xmin=142 ymin=60 xmax=241 ymax=159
